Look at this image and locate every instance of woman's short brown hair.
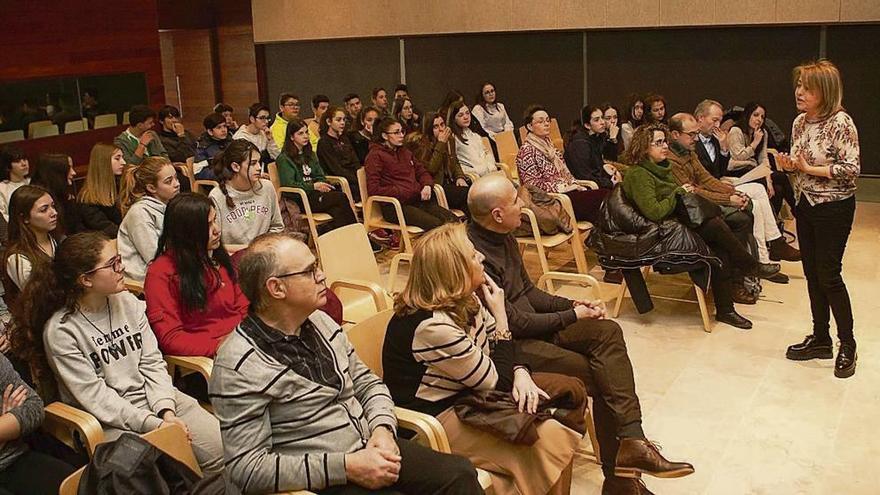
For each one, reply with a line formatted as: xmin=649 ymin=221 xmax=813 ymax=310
xmin=793 ymin=59 xmax=843 ymax=119
xmin=621 ymin=124 xmax=668 ymax=166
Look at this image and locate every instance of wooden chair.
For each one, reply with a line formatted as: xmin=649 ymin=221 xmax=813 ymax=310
xmin=94 ymin=113 xmax=118 ymax=129
xmin=122 ymin=111 xmax=130 ymax=125
xmin=346 ymin=310 xmax=493 ymax=491
xmin=27 ymin=120 xmax=53 ymax=139
xmin=267 ymin=162 xmax=334 ymax=257
xmin=324 ymin=175 xmax=361 ymax=220
xmin=32 ymin=124 xmax=59 ymax=138
xmin=0 ymin=130 xmax=24 ymax=144
xmin=494 ymin=130 xmax=519 ymax=179
xmin=549 ymin=118 xmax=564 ymax=150
xmin=516 ymin=192 xmax=589 ymax=289
xmin=433 ymin=184 xmax=466 ymax=219
xmin=63 ymin=120 xmax=85 ymax=134
xmin=611 ymin=266 xmax=713 ymax=333
xmin=357 ymin=167 xmax=425 ymax=253
xmin=43 ymin=401 xmax=105 ymax=458
xmin=317 ymin=223 xmax=410 ymax=324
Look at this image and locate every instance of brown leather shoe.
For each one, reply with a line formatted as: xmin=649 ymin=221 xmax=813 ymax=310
xmin=614 ymin=438 xmax=695 ymax=479
xmin=602 ymin=476 xmax=655 ymax=494
xmin=769 ymin=237 xmax=802 ymax=262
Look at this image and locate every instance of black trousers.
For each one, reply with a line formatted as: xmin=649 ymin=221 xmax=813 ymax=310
xmin=0 ymin=449 xmax=75 ymax=495
xmin=796 ymin=195 xmax=856 ymax=344
xmin=696 ymin=216 xmax=757 ymax=313
xmin=307 ymin=190 xmax=358 ymax=231
xmin=442 ymin=182 xmax=471 ymax=215
xmin=380 ymin=196 xmax=459 ymax=231
xmin=315 ymin=438 xmax=482 ymax=495
xmin=565 ymin=188 xmax=610 ymax=223
xmin=515 ymin=319 xmax=642 ymax=478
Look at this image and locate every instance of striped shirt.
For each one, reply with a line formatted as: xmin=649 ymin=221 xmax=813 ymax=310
xmin=383 ymin=301 xmax=516 ymax=417
xmin=209 ymin=310 xmax=397 ymax=494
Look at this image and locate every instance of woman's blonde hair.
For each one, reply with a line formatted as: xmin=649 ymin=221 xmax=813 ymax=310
xmin=394 ymin=223 xmax=479 ymax=329
xmin=621 ymin=123 xmax=667 ymax=166
xmin=118 ymin=156 xmax=173 ymax=215
xmin=793 ymin=59 xmax=843 ymax=119
xmin=78 ymin=143 xmax=125 ymax=207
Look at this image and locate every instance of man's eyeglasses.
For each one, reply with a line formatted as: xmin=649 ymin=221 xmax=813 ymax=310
xmin=273 ymin=261 xmax=323 ymax=283
xmin=650 ymin=139 xmax=669 ymax=147
xmin=255 ymin=115 xmax=270 ymax=121
xmin=84 ymin=255 xmax=123 ymax=275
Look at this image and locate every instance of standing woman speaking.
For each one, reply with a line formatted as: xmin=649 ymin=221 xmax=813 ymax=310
xmin=780 ymin=60 xmax=860 ymax=378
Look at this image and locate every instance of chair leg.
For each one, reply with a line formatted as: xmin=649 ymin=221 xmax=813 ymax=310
xmin=570 ymin=229 xmax=589 ymax=274
xmin=583 ymin=401 xmax=601 ymax=465
xmin=400 ymin=229 xmax=414 ymax=253
xmin=611 ymin=276 xmax=628 ymax=318
xmin=694 ymin=284 xmax=713 ymax=333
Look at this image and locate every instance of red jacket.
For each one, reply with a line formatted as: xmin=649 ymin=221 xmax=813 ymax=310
xmin=145 ymin=251 xmax=249 ymax=357
xmin=365 ymin=142 xmax=433 ymax=204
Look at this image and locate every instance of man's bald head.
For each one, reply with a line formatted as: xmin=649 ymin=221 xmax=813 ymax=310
xmin=668 ymin=112 xmax=696 ymax=133
xmin=467 ymin=173 xmax=522 ymax=233
xmin=238 ymin=232 xmax=309 ymax=311
xmin=668 ymin=112 xmax=700 ymax=151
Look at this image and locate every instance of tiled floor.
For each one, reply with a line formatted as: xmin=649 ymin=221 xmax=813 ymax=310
xmin=380 ymin=201 xmax=880 ymax=495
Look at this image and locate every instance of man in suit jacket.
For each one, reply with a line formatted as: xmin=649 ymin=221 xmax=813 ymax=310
xmin=693 ymin=99 xmax=730 ymax=179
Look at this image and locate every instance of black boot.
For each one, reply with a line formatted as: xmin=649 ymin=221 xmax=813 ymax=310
xmin=834 ymin=342 xmax=857 ymax=378
xmin=786 ymin=335 xmax=833 ymax=361
xmin=716 ymin=310 xmax=752 ymax=329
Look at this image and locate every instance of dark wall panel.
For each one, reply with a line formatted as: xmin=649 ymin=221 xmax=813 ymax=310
xmin=586 ymin=26 xmax=819 ymax=144
xmin=406 ymin=32 xmax=583 ymax=131
xmin=264 ymin=39 xmax=400 ymax=112
xmin=827 ymin=25 xmax=880 ymax=176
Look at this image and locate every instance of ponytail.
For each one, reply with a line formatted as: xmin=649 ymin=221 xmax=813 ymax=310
xmin=211 ymin=139 xmax=259 ymax=209
xmin=118 ymin=156 xmax=173 ymax=215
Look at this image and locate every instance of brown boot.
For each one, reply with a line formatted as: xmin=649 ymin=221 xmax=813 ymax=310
xmin=602 ymin=476 xmax=655 ymax=494
xmin=614 ymin=438 xmax=695 ymax=479
xmin=769 ymin=237 xmax=801 ymax=261
xmin=732 ymin=284 xmax=758 ymax=305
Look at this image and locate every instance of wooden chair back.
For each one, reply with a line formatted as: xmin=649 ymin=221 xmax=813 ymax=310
xmin=346 ymin=309 xmax=395 ymax=377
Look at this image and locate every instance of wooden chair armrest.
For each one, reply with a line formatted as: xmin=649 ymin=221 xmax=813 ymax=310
xmin=394 ymin=407 xmax=451 ymax=453
xmin=124 ymin=278 xmax=144 ymax=296
xmin=325 ymin=175 xmax=357 ymax=212
xmin=365 ymin=195 xmax=407 ymax=226
xmin=497 ymin=162 xmax=512 ymax=180
xmin=574 ymin=179 xmax=600 ymax=190
xmin=519 ymin=207 xmax=543 ymax=242
xmin=432 ymin=184 xmax=449 ymax=209
xmin=465 ymin=173 xmax=480 ymax=184
xmin=279 ymin=186 xmax=315 ymax=216
xmin=165 ymin=355 xmax=214 ymax=381
xmin=330 ymin=278 xmax=389 ymax=311
xmin=537 ymin=271 xmax=603 ymax=300
xmin=387 ymin=253 xmax=412 ymax=294
xmin=194 ymin=179 xmax=219 ymax=193
xmin=548 ymin=193 xmax=579 ymax=232
xmin=43 ymin=401 xmax=105 ymax=456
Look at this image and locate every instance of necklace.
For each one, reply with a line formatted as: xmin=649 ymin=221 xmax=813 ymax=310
xmin=79 ymin=299 xmax=114 ymax=340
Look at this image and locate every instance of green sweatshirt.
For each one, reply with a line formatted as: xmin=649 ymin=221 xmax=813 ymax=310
xmin=622 ymin=158 xmax=686 ymax=222
xmin=276 ymin=150 xmax=326 ymax=192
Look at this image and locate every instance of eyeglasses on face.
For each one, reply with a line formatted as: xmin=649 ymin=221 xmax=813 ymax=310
xmin=84 ymin=255 xmax=123 ymax=275
xmin=273 ymin=261 xmax=323 ymax=283
xmin=255 ymin=115 xmax=270 ymax=121
xmin=650 ymin=139 xmax=669 ymax=147
xmin=384 ymin=129 xmax=405 ymax=136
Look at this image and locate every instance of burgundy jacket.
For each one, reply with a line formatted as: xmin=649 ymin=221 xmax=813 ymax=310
xmin=365 ymin=142 xmax=434 ymax=204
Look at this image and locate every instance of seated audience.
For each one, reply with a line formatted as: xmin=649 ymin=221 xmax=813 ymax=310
xmin=3 ymin=186 xmax=58 ymax=299
xmin=209 ymin=140 xmax=284 ymax=246
xmin=12 ymin=232 xmax=224 ymax=472
xmin=306 ymin=94 xmax=330 ymax=150
xmin=620 ymin=94 xmax=645 ymax=151
xmin=30 ymin=153 xmax=81 ymax=236
xmin=233 ymin=103 xmax=281 ymax=166
xmin=564 ymin=104 xmax=622 ymax=190
xmin=393 ymin=84 xmax=409 ymax=100
xmin=77 ymin=143 xmax=126 ymax=237
xmin=518 ymin=105 xmax=608 ymax=222
xmin=392 ymin=96 xmax=420 ymax=136
xmin=157 ymin=105 xmax=197 ymax=163
xmin=342 ymin=93 xmax=363 ymax=131
xmin=194 ymin=112 xmax=231 ymax=180
xmin=471 ymin=82 xmax=515 ymax=137
xmin=209 ymin=232 xmax=482 ymax=494
xmin=384 ymin=223 xmax=583 ymax=495
xmin=145 ymin=193 xmax=247 ymax=357
xmin=0 ymin=146 xmax=30 ymax=223
xmin=316 ymin=106 xmax=362 ymax=199
xmin=449 ymin=101 xmax=498 ymax=177
xmin=365 ymin=119 xmax=458 ymax=231
xmin=277 ymin=118 xmax=356 ymax=232
xmin=117 ymin=157 xmax=181 ymax=282
xmin=113 ymin=105 xmax=169 ymax=166
xmin=692 ymin=99 xmax=731 ymax=179
xmin=349 ymin=106 xmax=381 ymax=165
xmin=0 ymin=353 xmax=74 ymax=494
xmin=270 ymin=93 xmax=301 ymax=147
xmin=213 ymin=102 xmax=239 ymax=133
xmin=728 ymin=102 xmax=797 ymax=218
xmin=643 ymin=94 xmax=667 ymax=125
xmin=372 ymin=87 xmax=390 ymax=117
xmin=407 ymin=112 xmax=470 ymax=213
xmin=622 ymin=124 xmax=776 ymax=328
xmin=467 ymin=174 xmax=695 ymax=494
xmin=601 ymin=103 xmax=625 ymax=161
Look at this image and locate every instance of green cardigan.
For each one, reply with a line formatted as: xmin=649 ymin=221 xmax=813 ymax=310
xmin=276 ymin=150 xmax=326 ymax=191
xmin=622 ymin=158 xmax=686 ymax=222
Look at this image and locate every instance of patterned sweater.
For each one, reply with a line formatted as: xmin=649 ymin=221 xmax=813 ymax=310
xmin=789 ymin=111 xmax=860 ymax=206
xmin=516 ymin=139 xmax=578 ymax=193
xmin=209 ymin=310 xmax=397 ymax=494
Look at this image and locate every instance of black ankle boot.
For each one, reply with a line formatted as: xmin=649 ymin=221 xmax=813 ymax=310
xmin=786 ymin=335 xmax=833 ymax=361
xmin=835 ymin=342 xmax=857 ymax=378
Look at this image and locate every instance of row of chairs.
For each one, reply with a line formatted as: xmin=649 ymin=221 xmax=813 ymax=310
xmin=0 ymin=113 xmax=129 ymax=144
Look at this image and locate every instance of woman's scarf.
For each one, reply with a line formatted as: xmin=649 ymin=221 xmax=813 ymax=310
xmin=525 ymin=133 xmax=576 ymax=183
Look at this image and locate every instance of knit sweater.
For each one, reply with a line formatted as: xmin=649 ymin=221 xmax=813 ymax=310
xmin=789 ymin=110 xmax=860 ymax=206
xmin=144 ymin=251 xmax=248 ymax=357
xmin=364 ymin=142 xmax=433 ymax=204
xmin=622 ymin=159 xmax=686 ymax=222
xmin=114 ymin=129 xmax=169 ymax=166
xmin=209 ymin=310 xmax=397 ymax=494
xmin=44 ymin=291 xmax=176 ymax=434
xmin=276 ymin=150 xmax=326 ymax=192
xmin=118 ymin=196 xmax=166 ymax=282
xmin=471 ymin=103 xmax=514 ymax=135
xmin=667 ymin=143 xmax=737 ymax=207
xmin=0 ymin=353 xmax=43 ymax=471
xmin=454 ymin=129 xmax=497 ymax=177
xmin=209 ymin=180 xmax=284 ymax=246
xmin=516 ymin=139 xmax=578 ymax=193
xmin=410 ymin=135 xmax=466 ymax=185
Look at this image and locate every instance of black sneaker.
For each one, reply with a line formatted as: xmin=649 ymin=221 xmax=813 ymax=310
xmin=834 ymin=342 xmax=857 ymax=379
xmin=370 ymin=239 xmax=383 ymax=253
xmin=786 ymin=335 xmax=833 ymax=361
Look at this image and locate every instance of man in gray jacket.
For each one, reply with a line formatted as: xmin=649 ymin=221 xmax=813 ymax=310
xmin=209 ymin=233 xmax=481 ymax=495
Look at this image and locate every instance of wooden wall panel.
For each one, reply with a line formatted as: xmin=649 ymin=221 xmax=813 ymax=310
xmin=164 ymin=30 xmax=217 ymax=131
xmin=217 ymin=25 xmax=261 ymax=114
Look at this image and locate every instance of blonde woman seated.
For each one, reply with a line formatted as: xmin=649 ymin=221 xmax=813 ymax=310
xmin=383 ymin=223 xmax=584 ymax=495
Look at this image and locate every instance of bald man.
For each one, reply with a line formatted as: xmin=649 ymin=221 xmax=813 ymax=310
xmin=467 ymin=174 xmax=693 ymax=495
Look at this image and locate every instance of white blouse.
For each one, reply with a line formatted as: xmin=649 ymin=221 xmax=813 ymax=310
xmin=455 ymin=129 xmax=498 ymax=177
xmin=472 ymin=103 xmax=514 ymax=136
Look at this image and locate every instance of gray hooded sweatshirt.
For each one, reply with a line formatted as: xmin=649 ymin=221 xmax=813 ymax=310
xmin=118 ymin=196 xmax=166 ymax=282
